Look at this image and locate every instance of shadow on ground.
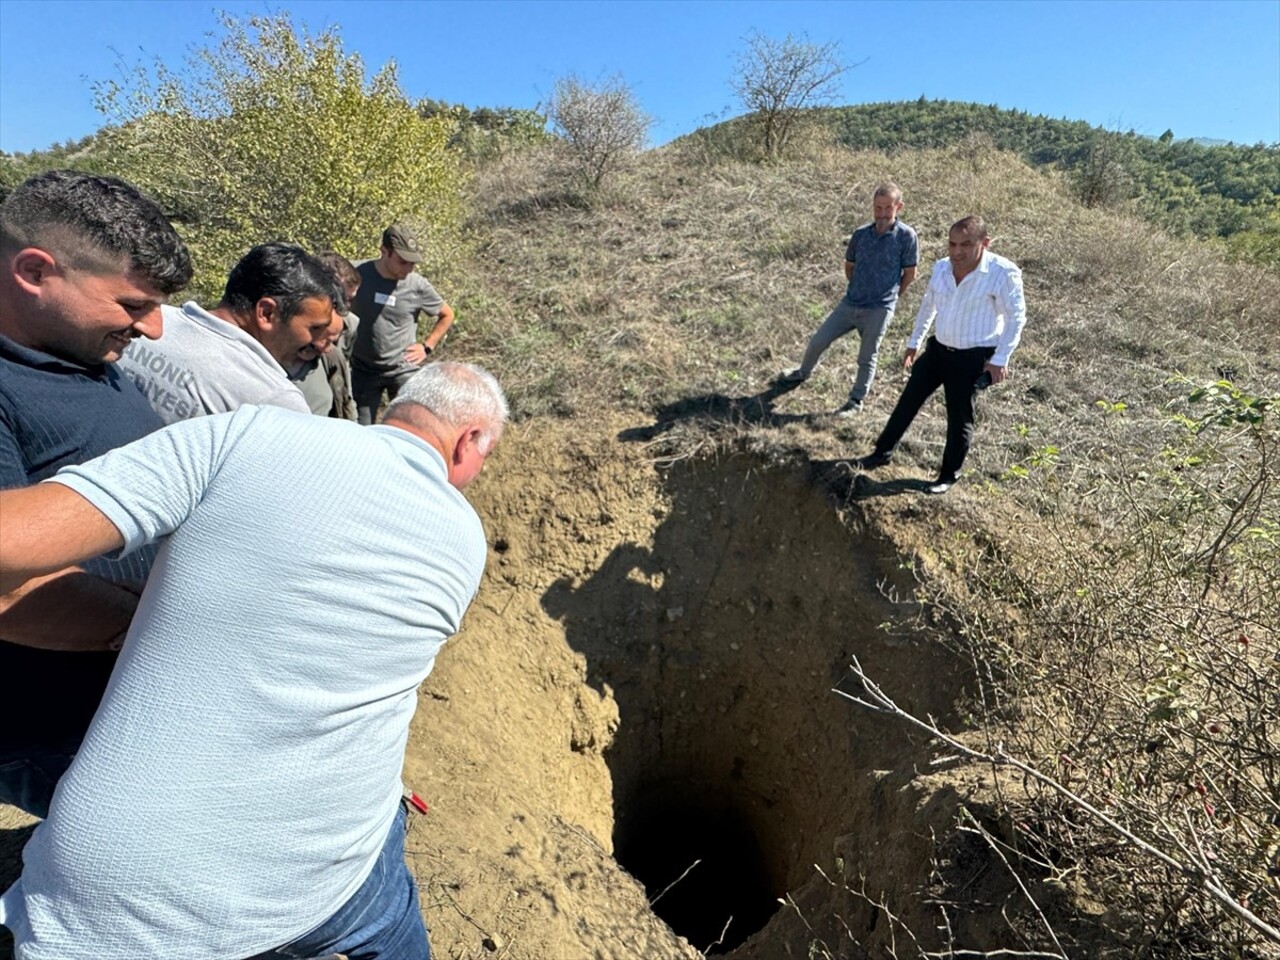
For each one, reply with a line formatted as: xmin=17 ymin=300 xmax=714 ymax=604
xmin=807 ymin=457 xmax=937 ymax=499
xmin=617 ymin=377 xmax=937 ymax=502
xmin=617 ymin=379 xmax=813 ymax=442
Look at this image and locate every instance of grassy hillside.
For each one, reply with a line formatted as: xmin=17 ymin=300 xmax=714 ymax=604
xmin=454 ymin=138 xmax=1279 ymax=424
xmin=680 ymin=99 xmax=1280 ymax=267
xmin=445 ymin=137 xmax=1280 ymax=955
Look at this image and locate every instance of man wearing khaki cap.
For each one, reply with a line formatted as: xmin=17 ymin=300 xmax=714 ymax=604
xmin=349 ymin=224 xmax=456 ymax=425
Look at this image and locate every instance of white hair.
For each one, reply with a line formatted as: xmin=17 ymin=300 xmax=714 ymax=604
xmin=384 ymin=362 xmax=509 ymax=451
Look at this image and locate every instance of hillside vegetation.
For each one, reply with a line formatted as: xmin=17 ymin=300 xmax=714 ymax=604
xmin=2 ymin=70 xmax=1279 ymax=955
xmin=446 ymin=136 xmax=1280 ymax=955
xmin=681 ymin=99 xmax=1280 ymax=267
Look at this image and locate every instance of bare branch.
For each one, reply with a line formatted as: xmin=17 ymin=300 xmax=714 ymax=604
xmin=837 ymin=655 xmax=1280 ymax=945
xmin=732 ymin=31 xmax=853 ymax=159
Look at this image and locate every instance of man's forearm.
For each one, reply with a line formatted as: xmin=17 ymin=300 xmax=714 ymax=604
xmin=898 ymin=266 xmax=917 ymax=298
xmin=0 ymin=567 xmax=139 ymax=651
xmin=423 ymin=303 xmax=456 ymax=351
xmin=0 ymin=482 xmax=126 ymax=592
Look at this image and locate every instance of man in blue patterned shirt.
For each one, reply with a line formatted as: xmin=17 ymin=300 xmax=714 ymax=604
xmin=779 ymin=182 xmax=918 ymax=415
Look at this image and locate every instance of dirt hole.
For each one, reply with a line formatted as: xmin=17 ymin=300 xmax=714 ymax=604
xmin=541 ymin=454 xmax=972 ymax=955
xmin=614 ymin=777 xmax=778 ymax=953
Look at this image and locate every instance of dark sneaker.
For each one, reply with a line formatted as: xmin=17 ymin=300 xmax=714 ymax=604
xmin=833 ymin=399 xmax=862 ymax=418
xmin=854 ymin=450 xmax=891 ymax=470
xmin=777 ymin=367 xmax=809 ymax=384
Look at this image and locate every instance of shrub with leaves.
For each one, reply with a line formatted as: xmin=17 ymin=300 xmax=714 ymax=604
xmin=94 ymin=13 xmax=466 ymax=301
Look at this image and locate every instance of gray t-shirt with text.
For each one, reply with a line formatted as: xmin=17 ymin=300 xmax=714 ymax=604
xmin=350 ymin=261 xmax=444 ymax=375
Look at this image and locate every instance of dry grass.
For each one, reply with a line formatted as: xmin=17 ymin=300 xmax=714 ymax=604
xmin=451 ymin=139 xmax=1277 ymax=428
xmin=441 ymin=138 xmax=1280 ymax=956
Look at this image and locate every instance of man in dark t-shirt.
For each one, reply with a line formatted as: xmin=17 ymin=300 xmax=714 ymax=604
xmin=0 ymin=170 xmax=192 ymax=817
xmin=350 ymin=224 xmax=456 ymax=425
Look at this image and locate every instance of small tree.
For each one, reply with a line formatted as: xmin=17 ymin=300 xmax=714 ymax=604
xmin=94 ymin=13 xmax=466 ymax=300
xmin=732 ymin=32 xmax=851 ymax=160
xmin=547 ymin=74 xmax=651 ymax=189
xmin=1074 ymin=131 xmax=1136 ymax=208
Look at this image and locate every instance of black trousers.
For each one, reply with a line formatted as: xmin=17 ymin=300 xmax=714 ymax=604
xmin=873 ymin=336 xmax=995 ymax=483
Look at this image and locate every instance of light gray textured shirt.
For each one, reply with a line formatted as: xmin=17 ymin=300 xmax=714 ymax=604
xmin=117 ymin=302 xmax=309 ymax=423
xmin=0 ymin=406 xmax=487 ymax=959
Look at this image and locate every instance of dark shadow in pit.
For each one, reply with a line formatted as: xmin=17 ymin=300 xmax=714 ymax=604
xmin=617 ymin=379 xmax=814 ymax=442
xmin=541 ymin=454 xmax=971 ymax=956
xmin=614 ymin=781 xmax=777 ymax=955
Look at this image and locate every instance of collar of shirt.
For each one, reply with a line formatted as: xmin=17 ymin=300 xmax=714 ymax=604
xmin=0 ymin=332 xmax=109 ymax=379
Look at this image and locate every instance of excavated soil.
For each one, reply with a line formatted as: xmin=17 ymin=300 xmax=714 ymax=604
xmin=2 ymin=417 xmax=1023 ymax=960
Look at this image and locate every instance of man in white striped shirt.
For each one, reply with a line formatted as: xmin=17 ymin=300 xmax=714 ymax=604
xmin=855 ymin=216 xmax=1026 ymax=494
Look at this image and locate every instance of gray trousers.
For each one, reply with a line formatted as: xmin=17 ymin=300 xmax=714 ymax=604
xmin=797 ymin=301 xmax=894 ymax=402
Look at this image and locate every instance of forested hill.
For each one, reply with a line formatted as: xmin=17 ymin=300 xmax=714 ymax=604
xmin=688 ymin=99 xmax=1280 ymax=267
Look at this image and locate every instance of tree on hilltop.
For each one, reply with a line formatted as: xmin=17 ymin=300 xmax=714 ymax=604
xmin=732 ymin=31 xmax=853 ymax=160
xmin=547 ymin=74 xmax=652 ymax=190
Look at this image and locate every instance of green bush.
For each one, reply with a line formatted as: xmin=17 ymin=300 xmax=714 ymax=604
xmin=93 ymin=13 xmax=467 ymax=300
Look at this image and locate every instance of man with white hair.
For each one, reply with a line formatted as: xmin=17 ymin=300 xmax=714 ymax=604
xmin=0 ymin=362 xmax=507 ymax=960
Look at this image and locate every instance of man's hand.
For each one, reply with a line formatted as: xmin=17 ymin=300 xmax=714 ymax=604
xmin=403 ymin=342 xmax=433 ymax=366
xmin=984 ymin=362 xmax=1008 ymax=385
xmin=903 ymin=347 xmax=918 ymax=370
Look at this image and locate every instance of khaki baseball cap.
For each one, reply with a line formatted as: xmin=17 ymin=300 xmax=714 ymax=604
xmin=382 ymin=224 xmax=424 ymax=263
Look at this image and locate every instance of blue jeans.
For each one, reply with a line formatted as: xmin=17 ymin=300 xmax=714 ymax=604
xmin=248 ymin=806 xmax=430 ymax=960
xmin=0 ymin=748 xmax=74 ymax=819
xmin=797 ymin=300 xmax=894 ymax=403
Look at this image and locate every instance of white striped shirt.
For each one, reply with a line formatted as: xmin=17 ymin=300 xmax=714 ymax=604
xmin=908 ymin=250 xmax=1027 ymax=366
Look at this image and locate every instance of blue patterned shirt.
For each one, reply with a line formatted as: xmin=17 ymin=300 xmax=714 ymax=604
xmin=844 ymin=220 xmax=919 ymax=309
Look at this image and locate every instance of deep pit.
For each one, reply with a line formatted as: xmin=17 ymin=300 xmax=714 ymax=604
xmin=0 ymin=427 xmax=988 ymax=960
xmin=513 ymin=439 xmax=978 ymax=957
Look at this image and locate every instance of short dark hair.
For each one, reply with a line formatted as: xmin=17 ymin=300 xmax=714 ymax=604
xmin=951 ymin=215 xmax=988 ymax=239
xmin=221 ymin=243 xmax=345 ymax=319
xmin=0 ymin=169 xmax=193 ymax=295
xmin=314 ymin=250 xmax=360 ymax=294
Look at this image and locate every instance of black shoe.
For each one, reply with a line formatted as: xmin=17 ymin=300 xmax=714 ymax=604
xmin=854 ymin=450 xmax=891 ymax=470
xmin=925 ymin=479 xmax=954 ymax=495
xmin=833 ymin=399 xmax=863 ymax=418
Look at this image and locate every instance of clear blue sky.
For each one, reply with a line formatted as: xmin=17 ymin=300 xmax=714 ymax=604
xmin=1 ymin=0 xmax=1277 ymax=154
